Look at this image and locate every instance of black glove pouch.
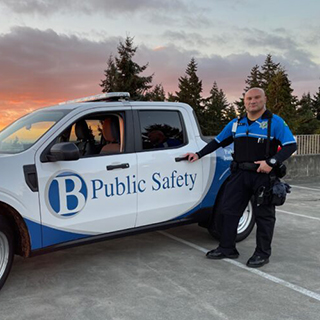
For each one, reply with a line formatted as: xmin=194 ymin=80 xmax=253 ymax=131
xmin=255 ymin=178 xmax=291 ymax=206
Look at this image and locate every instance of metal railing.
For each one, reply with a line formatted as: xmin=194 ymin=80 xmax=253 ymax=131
xmin=295 ymin=135 xmax=320 ymax=155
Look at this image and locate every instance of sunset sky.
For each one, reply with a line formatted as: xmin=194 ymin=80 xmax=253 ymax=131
xmin=0 ymin=0 xmax=320 ymax=130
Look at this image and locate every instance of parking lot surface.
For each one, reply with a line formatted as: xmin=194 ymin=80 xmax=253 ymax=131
xmin=0 ymin=178 xmax=319 ymax=320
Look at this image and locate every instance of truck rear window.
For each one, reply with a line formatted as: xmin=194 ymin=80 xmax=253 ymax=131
xmin=139 ymin=110 xmax=185 ymax=150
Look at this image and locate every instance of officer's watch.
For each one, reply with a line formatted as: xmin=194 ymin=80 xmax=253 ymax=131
xmin=266 ymin=158 xmax=278 ymax=167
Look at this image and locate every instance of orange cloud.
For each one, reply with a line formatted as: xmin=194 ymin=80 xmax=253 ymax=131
xmin=0 ymin=98 xmax=43 ymax=130
xmin=1 ymin=26 xmax=319 ymax=132
xmin=153 ymin=46 xmax=167 ymax=51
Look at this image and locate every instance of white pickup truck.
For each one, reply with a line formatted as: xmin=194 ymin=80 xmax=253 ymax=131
xmin=0 ymin=92 xmax=254 ymax=289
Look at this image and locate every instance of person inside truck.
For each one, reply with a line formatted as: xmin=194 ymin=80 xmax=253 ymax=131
xmin=147 ymin=129 xmax=182 ymax=149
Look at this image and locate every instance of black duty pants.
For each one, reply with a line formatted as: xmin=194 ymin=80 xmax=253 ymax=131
xmin=218 ymin=169 xmax=276 ymax=258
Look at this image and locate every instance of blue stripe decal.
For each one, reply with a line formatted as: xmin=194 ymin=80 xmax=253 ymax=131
xmin=24 ymin=218 xmax=42 ymax=250
xmin=24 ymin=217 xmax=90 ymax=249
xmin=42 ymin=224 xmax=90 ymax=247
xmin=174 ymin=146 xmax=232 ymax=219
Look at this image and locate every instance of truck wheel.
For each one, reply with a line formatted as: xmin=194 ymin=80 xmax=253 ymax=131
xmin=0 ymin=216 xmax=14 ymax=290
xmin=208 ymin=200 xmax=255 ymax=242
xmin=236 ymin=201 xmax=255 ymax=242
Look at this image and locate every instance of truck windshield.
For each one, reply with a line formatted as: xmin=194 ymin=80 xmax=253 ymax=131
xmin=0 ymin=109 xmax=70 ymax=154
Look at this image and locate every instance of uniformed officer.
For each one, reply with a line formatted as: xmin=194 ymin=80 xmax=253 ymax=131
xmin=186 ymin=88 xmax=297 ymax=268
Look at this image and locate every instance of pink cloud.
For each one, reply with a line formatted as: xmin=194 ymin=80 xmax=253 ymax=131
xmin=0 ymin=27 xmax=319 ymax=129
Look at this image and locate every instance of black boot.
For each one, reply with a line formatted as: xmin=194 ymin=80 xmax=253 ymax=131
xmin=246 ymin=255 xmax=269 ymax=268
xmin=206 ymin=247 xmax=239 ymax=259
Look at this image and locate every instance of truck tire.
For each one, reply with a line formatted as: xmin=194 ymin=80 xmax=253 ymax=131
xmin=208 ymin=200 xmax=255 ymax=242
xmin=0 ymin=216 xmax=14 ymax=290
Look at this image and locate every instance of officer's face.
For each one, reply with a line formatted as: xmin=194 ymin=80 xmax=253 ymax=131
xmin=244 ymin=89 xmax=266 ymax=114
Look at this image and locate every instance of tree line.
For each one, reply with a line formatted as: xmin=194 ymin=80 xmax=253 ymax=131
xmin=100 ymin=36 xmax=320 ymax=135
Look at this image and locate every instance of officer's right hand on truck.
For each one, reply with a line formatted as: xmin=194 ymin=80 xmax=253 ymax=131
xmin=184 ymin=153 xmax=199 ymax=163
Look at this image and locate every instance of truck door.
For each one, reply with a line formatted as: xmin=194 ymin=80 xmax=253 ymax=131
xmin=35 ymin=108 xmax=138 ymax=247
xmin=133 ymin=107 xmax=204 ymax=227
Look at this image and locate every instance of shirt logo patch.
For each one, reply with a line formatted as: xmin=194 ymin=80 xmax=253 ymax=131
xmin=259 ymin=121 xmax=268 ymax=129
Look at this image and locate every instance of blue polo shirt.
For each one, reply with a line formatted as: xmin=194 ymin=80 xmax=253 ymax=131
xmin=215 ymin=110 xmax=296 ymax=162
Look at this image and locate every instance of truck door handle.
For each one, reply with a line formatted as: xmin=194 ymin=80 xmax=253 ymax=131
xmin=106 ymin=163 xmax=130 ymax=170
xmin=175 ymin=156 xmax=189 ymax=162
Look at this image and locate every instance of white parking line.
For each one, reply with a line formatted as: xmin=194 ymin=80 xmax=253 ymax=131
xmin=291 ymin=185 xmax=320 ymax=192
xmin=158 ymin=231 xmax=320 ymax=302
xmin=278 ymin=209 xmax=320 ymax=221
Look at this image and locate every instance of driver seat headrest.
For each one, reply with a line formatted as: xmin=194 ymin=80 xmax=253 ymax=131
xmin=75 ymin=120 xmax=91 ymax=141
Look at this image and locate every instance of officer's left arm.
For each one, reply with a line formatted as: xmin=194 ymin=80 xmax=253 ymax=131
xmin=255 ymin=117 xmax=297 ymax=173
xmin=270 ymin=117 xmax=297 ymax=165
xmin=272 ymin=143 xmax=297 ymax=163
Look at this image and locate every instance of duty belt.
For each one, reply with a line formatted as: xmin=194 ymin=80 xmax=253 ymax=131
xmin=231 ymin=161 xmax=259 ymax=172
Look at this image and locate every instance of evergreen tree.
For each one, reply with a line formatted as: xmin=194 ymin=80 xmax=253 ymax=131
xmin=100 ymin=55 xmax=118 ymax=93
xmin=235 ymin=65 xmax=262 ymax=115
xmin=245 ymin=65 xmax=262 ymax=91
xmin=175 ymin=58 xmax=203 ymax=120
xmin=260 ymin=54 xmax=280 ymax=92
xmin=235 ymin=54 xmax=319 ymax=134
xmin=202 ymin=82 xmax=225 ymax=135
xmin=266 ymin=69 xmax=298 ymax=132
xmin=167 ymin=92 xmax=177 ymax=102
xmin=223 ymin=104 xmax=237 ymax=125
xmin=145 ymin=84 xmax=166 ymax=101
xmin=296 ymin=93 xmax=320 ymax=134
xmin=311 ymin=87 xmax=320 ymax=121
xmin=234 ymin=97 xmax=246 ymax=116
xmin=202 ymin=82 xmax=236 ymax=135
xmin=100 ymin=36 xmax=153 ymax=100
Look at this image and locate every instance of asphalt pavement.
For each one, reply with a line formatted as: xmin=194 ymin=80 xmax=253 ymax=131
xmin=0 ymin=177 xmax=319 ymax=320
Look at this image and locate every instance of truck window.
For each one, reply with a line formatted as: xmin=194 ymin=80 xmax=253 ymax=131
xmin=0 ymin=110 xmax=69 ymax=154
xmin=139 ymin=110 xmax=185 ymax=150
xmin=57 ymin=113 xmax=125 ymax=157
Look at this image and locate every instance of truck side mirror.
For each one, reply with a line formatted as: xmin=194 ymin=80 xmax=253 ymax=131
xmin=47 ymin=142 xmax=80 ymax=162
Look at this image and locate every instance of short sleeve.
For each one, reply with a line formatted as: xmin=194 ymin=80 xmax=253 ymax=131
xmin=273 ymin=116 xmax=296 ymax=146
xmin=215 ymin=119 xmax=236 ymax=144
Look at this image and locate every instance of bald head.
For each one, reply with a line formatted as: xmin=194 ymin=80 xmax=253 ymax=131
xmin=246 ymin=87 xmax=266 ymax=98
xmin=244 ymin=87 xmax=267 ymax=119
